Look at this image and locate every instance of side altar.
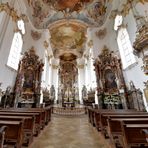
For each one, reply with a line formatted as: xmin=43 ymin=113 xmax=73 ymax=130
xmin=94 ymin=46 xmax=127 ymax=109
xmin=14 ymin=47 xmax=44 ymax=108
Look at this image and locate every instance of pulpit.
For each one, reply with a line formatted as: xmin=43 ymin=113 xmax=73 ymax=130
xmin=14 ymin=47 xmax=44 ymax=108
xmin=83 ymin=88 xmax=95 ymax=106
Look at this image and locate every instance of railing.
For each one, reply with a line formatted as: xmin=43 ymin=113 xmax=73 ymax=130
xmin=53 ymin=107 xmax=86 ymax=116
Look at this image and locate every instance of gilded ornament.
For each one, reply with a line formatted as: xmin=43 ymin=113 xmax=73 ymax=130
xmin=0 ymin=3 xmax=28 ymax=22
xmin=95 ymin=28 xmax=107 ymax=40
xmin=44 ymin=40 xmax=49 ymax=49
xmin=87 ymin=40 xmax=93 ymax=48
xmin=141 ymin=55 xmax=148 ymax=75
xmin=77 ymin=64 xmax=85 ymax=69
xmin=52 ymin=65 xmax=59 ymax=69
xmin=31 ymin=30 xmax=42 ymax=40
xmin=133 ymin=23 xmax=148 ymax=53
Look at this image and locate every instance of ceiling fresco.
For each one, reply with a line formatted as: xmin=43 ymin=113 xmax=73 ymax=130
xmin=26 ymin=0 xmax=112 ymax=29
xmin=49 ymin=22 xmax=87 ymax=58
xmin=25 ymin=0 xmax=113 ymax=61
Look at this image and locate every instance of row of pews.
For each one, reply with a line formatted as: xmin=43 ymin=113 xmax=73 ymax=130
xmin=88 ymin=107 xmax=148 ymax=148
xmin=0 ymin=106 xmax=52 ymax=148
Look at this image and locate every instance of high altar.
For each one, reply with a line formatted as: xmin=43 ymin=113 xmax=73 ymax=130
xmin=58 ymin=58 xmax=79 ymax=107
xmin=14 ymin=47 xmax=44 ymax=108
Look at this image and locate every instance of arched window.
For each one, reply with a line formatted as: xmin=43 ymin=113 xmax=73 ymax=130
xmin=114 ymin=15 xmax=123 ymax=31
xmin=17 ymin=19 xmax=25 ymax=34
xmin=0 ymin=11 xmax=4 ymax=25
xmin=7 ymin=20 xmax=25 ymax=70
xmin=7 ymin=32 xmax=23 ymax=70
xmin=114 ymin=15 xmax=136 ymax=69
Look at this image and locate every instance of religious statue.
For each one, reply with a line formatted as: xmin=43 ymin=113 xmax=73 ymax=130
xmin=50 ymin=85 xmax=55 ymax=100
xmin=1 ymin=86 xmax=11 ymax=108
xmin=0 ymin=83 xmax=3 ymax=103
xmin=144 ymin=80 xmax=148 ymax=105
xmin=82 ymin=85 xmax=87 ymax=100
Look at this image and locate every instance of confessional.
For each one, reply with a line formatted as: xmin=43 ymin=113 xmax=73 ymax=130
xmin=127 ymin=81 xmax=145 ymax=111
xmin=82 ymin=90 xmax=95 ymax=106
xmin=42 ymin=85 xmax=55 ymax=106
xmin=14 ymin=47 xmax=44 ymax=108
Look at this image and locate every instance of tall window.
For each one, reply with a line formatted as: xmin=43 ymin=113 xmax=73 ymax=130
xmin=114 ymin=15 xmax=123 ymax=31
xmin=114 ymin=15 xmax=136 ymax=69
xmin=7 ymin=19 xmax=25 ymax=70
xmin=0 ymin=11 xmax=4 ymax=25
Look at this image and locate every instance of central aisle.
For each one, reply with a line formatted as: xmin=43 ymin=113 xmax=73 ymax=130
xmin=29 ymin=115 xmax=112 ymax=148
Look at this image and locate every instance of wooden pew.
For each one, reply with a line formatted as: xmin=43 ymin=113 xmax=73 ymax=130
xmin=108 ymin=117 xmax=148 ymax=147
xmin=142 ymin=129 xmax=148 ymax=143
xmin=0 ymin=115 xmax=35 ymax=146
xmin=44 ymin=106 xmax=52 ymax=123
xmin=100 ymin=111 xmax=147 ymax=137
xmin=0 ymin=109 xmax=45 ymax=129
xmin=0 ymin=120 xmax=24 ymax=148
xmin=121 ymin=123 xmax=148 ymax=148
xmin=0 ymin=112 xmax=41 ymax=136
xmin=93 ymin=109 xmax=137 ymax=131
xmin=0 ymin=106 xmax=52 ymax=126
xmin=0 ymin=126 xmax=7 ymax=148
xmin=87 ymin=107 xmax=96 ymax=126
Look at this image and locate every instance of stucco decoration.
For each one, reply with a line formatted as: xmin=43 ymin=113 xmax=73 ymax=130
xmin=44 ymin=40 xmax=49 ymax=49
xmin=110 ymin=0 xmax=148 ymax=19
xmin=25 ymin=0 xmax=112 ymax=29
xmin=0 ymin=2 xmax=28 ymax=22
xmin=49 ymin=22 xmax=87 ymax=58
xmin=95 ymin=28 xmax=107 ymax=39
xmin=31 ymin=30 xmax=42 ymax=40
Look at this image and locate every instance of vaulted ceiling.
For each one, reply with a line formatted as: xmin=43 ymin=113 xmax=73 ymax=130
xmin=25 ymin=0 xmax=112 ymax=29
xmin=24 ymin=0 xmax=113 ymax=60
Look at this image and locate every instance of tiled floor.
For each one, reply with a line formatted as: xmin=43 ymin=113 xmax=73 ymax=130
xmin=29 ymin=115 xmax=112 ymax=148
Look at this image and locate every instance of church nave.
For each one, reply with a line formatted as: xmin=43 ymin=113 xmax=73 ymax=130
xmin=29 ymin=115 xmax=111 ymax=148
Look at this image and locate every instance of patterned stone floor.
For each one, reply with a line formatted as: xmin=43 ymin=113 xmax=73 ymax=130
xmin=29 ymin=115 xmax=112 ymax=148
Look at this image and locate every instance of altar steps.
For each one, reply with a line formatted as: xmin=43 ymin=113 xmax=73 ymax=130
xmin=53 ymin=107 xmax=86 ymax=116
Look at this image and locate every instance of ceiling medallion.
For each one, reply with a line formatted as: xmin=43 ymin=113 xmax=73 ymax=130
xmin=43 ymin=40 xmax=49 ymax=49
xmin=95 ymin=28 xmax=107 ymax=39
xmin=60 ymin=53 xmax=77 ymax=61
xmin=31 ymin=30 xmax=42 ymax=40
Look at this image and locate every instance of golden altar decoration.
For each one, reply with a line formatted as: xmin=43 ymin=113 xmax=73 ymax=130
xmin=14 ymin=47 xmax=44 ymax=107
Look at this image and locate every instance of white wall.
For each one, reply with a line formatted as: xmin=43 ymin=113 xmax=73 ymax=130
xmin=0 ymin=0 xmax=21 ymax=90
xmin=0 ymin=16 xmax=17 ymax=90
xmin=122 ymin=3 xmax=148 ymax=108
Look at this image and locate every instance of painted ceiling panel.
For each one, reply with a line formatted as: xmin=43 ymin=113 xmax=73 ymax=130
xmin=25 ymin=0 xmax=112 ymax=29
